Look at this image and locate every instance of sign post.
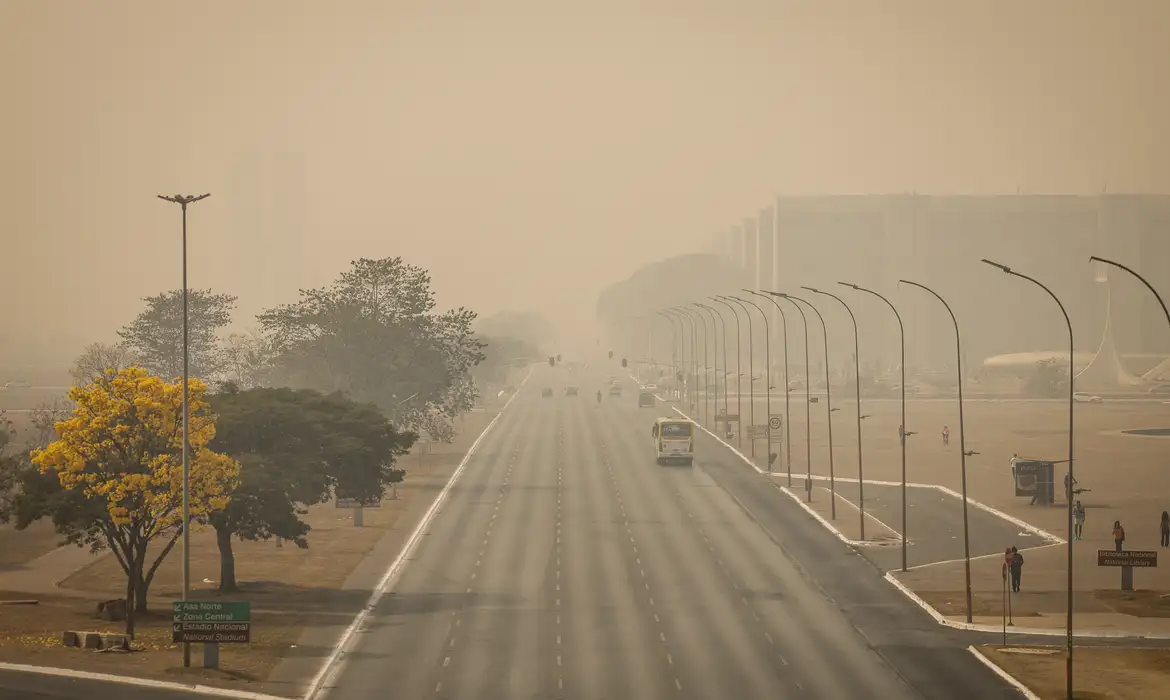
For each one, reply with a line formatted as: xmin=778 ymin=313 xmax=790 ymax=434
xmin=1097 ymin=550 xmax=1157 ymax=591
xmin=337 ymin=494 xmax=383 ymax=527
xmin=173 ymin=601 xmax=252 ymax=669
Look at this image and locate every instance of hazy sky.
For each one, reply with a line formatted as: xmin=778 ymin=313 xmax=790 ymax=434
xmin=2 ymin=1 xmax=1167 ymax=364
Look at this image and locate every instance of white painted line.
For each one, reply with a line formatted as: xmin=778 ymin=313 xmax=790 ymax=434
xmin=904 ymin=542 xmax=1062 ymax=572
xmin=0 ymin=662 xmax=286 ymax=700
xmin=304 ymin=369 xmax=532 ymax=700
xmin=778 ymin=486 xmax=857 ymax=547
xmin=966 ymin=646 xmax=1042 ymax=700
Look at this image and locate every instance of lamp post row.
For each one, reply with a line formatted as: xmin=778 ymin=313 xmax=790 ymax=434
xmin=629 ymin=259 xmax=1167 ymax=700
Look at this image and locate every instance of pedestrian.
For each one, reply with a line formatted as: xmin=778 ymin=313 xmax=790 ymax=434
xmin=1113 ymin=520 xmax=1126 ymax=552
xmin=1009 ymin=546 xmax=1024 ymax=592
xmin=1160 ymin=511 xmax=1169 ymax=548
xmin=942 ymin=425 xmax=950 ymax=446
xmin=1073 ymin=500 xmax=1086 ymax=540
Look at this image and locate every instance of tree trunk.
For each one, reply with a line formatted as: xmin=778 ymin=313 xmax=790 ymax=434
xmin=215 ymin=524 xmax=238 ymax=593
xmin=134 ymin=573 xmax=150 ymax=613
xmin=124 ymin=565 xmax=137 ymax=639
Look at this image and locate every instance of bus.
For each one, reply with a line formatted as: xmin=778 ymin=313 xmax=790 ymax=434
xmin=651 ymin=417 xmax=694 ymax=466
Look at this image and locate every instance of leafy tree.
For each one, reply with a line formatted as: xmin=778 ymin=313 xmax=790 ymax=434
xmin=69 ymin=342 xmax=139 ymax=386
xmin=15 ymin=368 xmax=239 ymax=638
xmin=118 ymin=289 xmax=237 ymax=381
xmin=259 ymin=257 xmax=485 ymax=439
xmin=207 ymin=386 xmax=414 ymax=591
xmin=219 ymin=330 xmax=279 ymax=390
xmin=473 ymin=335 xmax=539 ymax=386
xmin=476 ymin=311 xmax=555 ymax=350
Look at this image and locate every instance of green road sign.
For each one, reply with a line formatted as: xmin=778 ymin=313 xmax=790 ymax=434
xmin=172 ymin=601 xmax=252 ymax=644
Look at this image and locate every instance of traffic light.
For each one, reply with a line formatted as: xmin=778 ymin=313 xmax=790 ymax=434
xmin=548 ymin=356 xmax=555 ymax=366
xmin=608 ymin=350 xmax=614 ymax=359
xmin=621 ymin=357 xmax=628 ymax=368
xmin=556 ymin=354 xmax=562 ymax=362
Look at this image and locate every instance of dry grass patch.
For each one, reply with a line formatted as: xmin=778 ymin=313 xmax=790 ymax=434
xmin=978 ymin=645 xmax=1170 ymax=700
xmin=0 ymin=521 xmax=65 ymax=570
xmin=1094 ymin=589 xmax=1170 ymax=618
xmin=0 ymin=410 xmax=496 ymax=695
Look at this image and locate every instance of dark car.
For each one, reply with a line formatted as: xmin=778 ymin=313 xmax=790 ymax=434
xmin=566 ymin=387 xmax=579 ymax=396
xmin=542 ymin=388 xmax=553 ymax=398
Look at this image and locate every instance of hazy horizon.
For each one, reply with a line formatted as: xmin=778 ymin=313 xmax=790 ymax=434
xmin=3 ymin=0 xmax=1168 ymax=370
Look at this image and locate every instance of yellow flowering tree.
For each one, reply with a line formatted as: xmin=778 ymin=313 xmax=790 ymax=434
xmin=29 ymin=367 xmax=239 ymax=635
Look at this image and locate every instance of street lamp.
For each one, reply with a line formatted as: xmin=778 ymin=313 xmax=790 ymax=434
xmin=982 ymin=259 xmax=1075 ymax=700
xmin=693 ymin=304 xmax=718 ymax=425
xmin=710 ymin=297 xmax=742 ymax=447
xmin=808 ymin=286 xmax=866 ymax=540
xmin=750 ymin=290 xmax=792 ymax=486
xmin=898 ymin=278 xmax=974 ymax=625
xmin=787 ymin=291 xmax=838 ymax=519
xmin=766 ymin=292 xmax=814 ymax=503
xmin=731 ymin=295 xmax=771 ymax=467
xmin=654 ymin=311 xmax=679 ymax=397
xmin=1088 ymin=256 xmax=1170 ymax=328
xmin=677 ymin=307 xmax=706 ymax=421
xmin=841 ymin=282 xmax=914 ymax=571
xmin=157 ymin=192 xmax=210 ymax=669
xmin=720 ymin=295 xmax=757 ymax=456
xmin=699 ymin=303 xmax=729 ymax=427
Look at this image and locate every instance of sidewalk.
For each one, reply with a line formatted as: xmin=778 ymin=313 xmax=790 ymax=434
xmin=0 ymin=543 xmax=109 ymax=599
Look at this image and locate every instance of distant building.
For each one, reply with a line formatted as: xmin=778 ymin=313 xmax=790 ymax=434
xmin=710 ymin=195 xmax=1170 ymax=378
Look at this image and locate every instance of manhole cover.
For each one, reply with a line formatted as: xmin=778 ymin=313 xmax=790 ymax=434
xmin=1121 ymin=428 xmax=1170 ymax=437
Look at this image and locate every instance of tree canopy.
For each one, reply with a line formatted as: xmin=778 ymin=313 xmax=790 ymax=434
xmin=69 ymin=341 xmax=139 ymax=386
xmin=15 ymin=368 xmax=239 ymax=636
xmin=258 ymin=257 xmax=485 ymax=441
xmin=206 ymin=385 xmax=414 ymax=591
xmin=118 ymin=289 xmax=237 ymax=381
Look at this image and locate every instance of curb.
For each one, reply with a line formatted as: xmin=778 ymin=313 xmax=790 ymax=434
xmin=966 ymin=647 xmax=1042 ymax=700
xmin=0 ymin=662 xmax=290 ymax=700
xmin=662 ymin=398 xmax=1170 ymax=642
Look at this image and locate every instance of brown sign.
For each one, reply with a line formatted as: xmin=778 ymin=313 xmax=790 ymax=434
xmin=1097 ymin=550 xmax=1158 ymax=568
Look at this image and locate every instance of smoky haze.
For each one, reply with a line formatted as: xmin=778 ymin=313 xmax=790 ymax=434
xmin=1 ymin=0 xmax=1168 ymax=372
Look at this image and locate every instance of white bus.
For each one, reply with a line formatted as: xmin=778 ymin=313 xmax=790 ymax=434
xmin=651 ymin=417 xmax=694 ymax=466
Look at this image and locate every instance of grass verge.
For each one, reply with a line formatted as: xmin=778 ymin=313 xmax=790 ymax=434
xmin=977 ymin=644 xmax=1170 ymax=700
xmin=0 ymin=410 xmax=495 ymax=697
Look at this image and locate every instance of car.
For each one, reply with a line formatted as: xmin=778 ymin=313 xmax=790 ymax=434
xmin=541 ymin=388 xmax=553 ymax=398
xmin=1073 ymin=392 xmax=1103 ymax=403
xmin=641 ymin=383 xmax=658 ymax=390
xmin=608 ymin=385 xmax=622 ymax=397
xmin=566 ymin=387 xmax=579 ymax=396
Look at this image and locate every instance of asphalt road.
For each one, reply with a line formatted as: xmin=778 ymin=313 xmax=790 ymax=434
xmin=316 ymin=367 xmax=1025 ymax=700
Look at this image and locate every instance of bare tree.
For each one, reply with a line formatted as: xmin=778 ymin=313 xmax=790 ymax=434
xmin=69 ymin=342 xmax=139 ymax=386
xmin=220 ymin=330 xmax=279 ymax=389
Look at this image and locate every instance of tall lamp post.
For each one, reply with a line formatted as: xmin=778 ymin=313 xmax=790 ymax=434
xmin=720 ymin=295 xmax=757 ymax=456
xmin=710 ymin=297 xmax=742 ymax=447
xmin=898 ymin=278 xmax=974 ymax=624
xmin=732 ymin=295 xmax=770 ymax=467
xmin=678 ymin=307 xmax=706 ymax=421
xmin=655 ymin=311 xmax=680 ymax=398
xmin=808 ymin=286 xmax=866 ymax=540
xmin=678 ymin=308 xmax=700 ymax=411
xmin=982 ymin=260 xmax=1076 ymax=700
xmin=750 ymin=290 xmax=792 ymax=486
xmin=766 ymin=291 xmax=813 ymax=502
xmin=786 ymin=291 xmax=837 ymax=519
xmin=698 ymin=303 xmax=729 ymax=427
xmin=158 ymin=192 xmax=210 ymax=669
xmin=841 ymin=282 xmax=914 ymax=571
xmin=1088 ymin=256 xmax=1170 ymax=328
xmin=693 ymin=304 xmax=718 ymax=425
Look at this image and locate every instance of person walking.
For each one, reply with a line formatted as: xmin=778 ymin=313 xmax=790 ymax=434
xmin=1160 ymin=511 xmax=1169 ymax=548
xmin=1009 ymin=546 xmax=1024 ymax=593
xmin=941 ymin=425 xmax=950 ymax=446
xmin=1073 ymin=500 xmax=1086 ymax=540
xmin=1113 ymin=520 xmax=1126 ymax=552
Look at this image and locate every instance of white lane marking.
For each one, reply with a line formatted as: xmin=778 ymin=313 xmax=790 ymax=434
xmin=304 ymin=369 xmax=531 ymax=700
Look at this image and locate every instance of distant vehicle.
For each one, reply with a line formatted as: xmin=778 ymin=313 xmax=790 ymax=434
xmin=541 ymin=388 xmax=553 ymax=398
xmin=641 ymin=383 xmax=658 ymax=390
xmin=2 ymin=380 xmax=30 ymax=389
xmin=1073 ymin=392 xmax=1103 ymax=403
xmin=651 ymin=417 xmax=694 ymax=466
xmin=608 ymin=385 xmax=622 ymax=397
xmin=638 ymin=391 xmax=656 ymax=408
xmin=566 ymin=387 xmax=579 ymax=396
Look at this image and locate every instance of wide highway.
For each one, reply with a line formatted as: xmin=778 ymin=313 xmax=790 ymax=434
xmin=318 ymin=364 xmax=1024 ymax=700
